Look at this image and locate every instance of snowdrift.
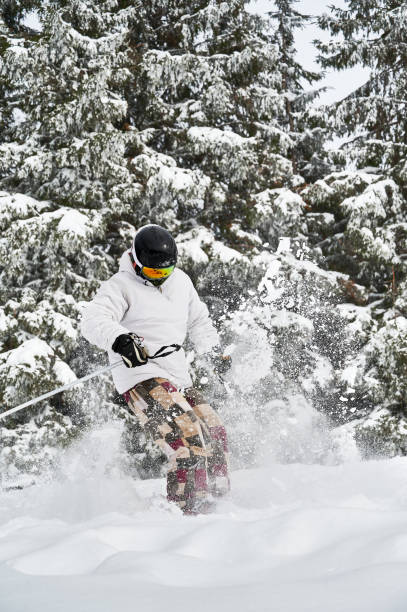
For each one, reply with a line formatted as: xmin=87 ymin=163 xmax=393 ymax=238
xmin=1 ymin=427 xmax=407 ymax=612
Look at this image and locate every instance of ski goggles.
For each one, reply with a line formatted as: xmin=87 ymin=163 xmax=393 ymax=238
xmin=141 ymin=265 xmax=175 ymax=280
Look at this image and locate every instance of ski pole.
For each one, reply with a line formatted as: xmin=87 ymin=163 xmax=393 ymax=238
xmin=0 ymin=360 xmax=123 ymax=422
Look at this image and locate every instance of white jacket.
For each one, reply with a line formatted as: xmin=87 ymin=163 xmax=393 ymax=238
xmin=81 ymin=250 xmax=220 ymax=393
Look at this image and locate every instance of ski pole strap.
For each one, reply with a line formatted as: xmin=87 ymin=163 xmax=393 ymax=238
xmin=148 ymin=344 xmax=181 ymax=359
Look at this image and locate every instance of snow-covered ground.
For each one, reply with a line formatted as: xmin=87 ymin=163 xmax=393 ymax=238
xmin=1 ymin=426 xmax=407 ymax=612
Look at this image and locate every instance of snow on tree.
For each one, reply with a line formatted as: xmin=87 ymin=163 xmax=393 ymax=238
xmin=219 ymin=243 xmax=362 ymax=466
xmin=302 ymin=166 xmax=407 ymax=455
xmin=0 ymin=0 xmax=327 ymax=477
xmin=4 ymin=0 xmax=407 ymax=476
xmin=268 ymin=0 xmax=329 ymax=181
xmin=125 ymin=0 xmax=306 ymax=241
xmin=304 ymin=0 xmax=407 ymax=450
xmin=0 ymin=1 xmax=146 ymax=475
xmin=316 ymin=0 xmax=407 ymax=170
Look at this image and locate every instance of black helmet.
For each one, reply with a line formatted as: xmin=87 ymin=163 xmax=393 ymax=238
xmin=132 ymin=225 xmax=177 ymax=286
xmin=134 ymin=225 xmax=177 ymax=267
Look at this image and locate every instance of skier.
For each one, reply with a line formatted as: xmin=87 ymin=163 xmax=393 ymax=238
xmin=81 ymin=224 xmax=231 ymax=514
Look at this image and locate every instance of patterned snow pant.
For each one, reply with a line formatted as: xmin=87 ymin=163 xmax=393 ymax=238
xmin=123 ymin=377 xmax=230 ymax=514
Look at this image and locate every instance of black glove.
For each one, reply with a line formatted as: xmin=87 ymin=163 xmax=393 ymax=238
xmin=112 ymin=333 xmax=148 ymax=368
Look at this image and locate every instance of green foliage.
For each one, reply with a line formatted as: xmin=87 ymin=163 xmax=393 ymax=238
xmin=355 ymin=408 xmax=407 ymax=458
xmin=0 ymin=0 xmax=324 ymax=478
xmin=4 ymin=0 xmax=407 ymax=474
xmin=364 ymin=316 xmax=407 ymax=406
xmin=268 ymin=0 xmax=328 ymax=179
xmin=1 ymin=0 xmax=42 ymax=31
xmin=316 ymin=0 xmax=407 ymax=169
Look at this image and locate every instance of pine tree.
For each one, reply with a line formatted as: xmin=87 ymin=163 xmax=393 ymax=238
xmin=3 ymin=0 xmax=407 ymax=470
xmin=268 ymin=0 xmax=329 ymax=180
xmin=126 ymin=0 xmax=300 ymax=231
xmin=302 ymin=167 xmax=407 ymax=455
xmin=0 ymin=1 xmax=145 ymax=477
xmin=310 ymin=1 xmax=407 ymax=454
xmin=316 ymin=0 xmax=407 ymax=170
xmin=0 ymin=0 xmax=326 ymax=476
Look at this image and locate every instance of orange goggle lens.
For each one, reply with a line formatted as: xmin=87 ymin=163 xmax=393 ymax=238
xmin=142 ymin=265 xmax=175 ymax=280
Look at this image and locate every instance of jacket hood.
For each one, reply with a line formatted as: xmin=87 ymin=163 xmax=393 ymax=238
xmin=119 ymin=250 xmax=136 ymax=275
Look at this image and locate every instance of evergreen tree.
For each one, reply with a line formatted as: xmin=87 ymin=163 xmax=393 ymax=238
xmin=310 ymin=1 xmax=407 ymax=455
xmin=268 ymin=0 xmax=329 ymax=181
xmin=316 ymin=0 xmax=407 ymax=170
xmin=3 ymin=0 xmax=407 ymax=472
xmin=0 ymin=1 xmax=150 ymax=476
xmin=0 ymin=0 xmax=323 ymax=476
xmin=302 ymin=167 xmax=407 ymax=455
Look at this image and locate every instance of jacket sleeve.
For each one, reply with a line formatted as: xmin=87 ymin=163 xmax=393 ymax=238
xmin=187 ymin=281 xmax=220 ymax=354
xmin=81 ymin=276 xmax=130 ymax=352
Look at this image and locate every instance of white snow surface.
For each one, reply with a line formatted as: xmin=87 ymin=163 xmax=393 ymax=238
xmin=1 ymin=425 xmax=407 ymax=612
